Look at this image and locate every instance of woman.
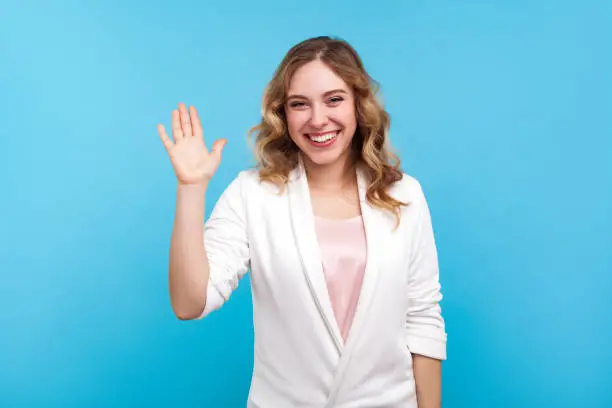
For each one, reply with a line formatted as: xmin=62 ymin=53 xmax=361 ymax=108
xmin=158 ymin=36 xmax=447 ymax=408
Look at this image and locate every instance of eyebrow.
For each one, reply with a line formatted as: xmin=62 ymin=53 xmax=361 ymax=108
xmin=286 ymin=89 xmax=348 ymax=100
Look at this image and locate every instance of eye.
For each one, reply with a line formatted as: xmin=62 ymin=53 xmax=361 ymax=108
xmin=288 ymin=101 xmax=307 ymax=109
xmin=328 ymin=96 xmax=344 ymax=104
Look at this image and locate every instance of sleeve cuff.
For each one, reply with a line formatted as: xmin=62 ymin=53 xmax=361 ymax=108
xmin=406 ymin=333 xmax=447 ymax=360
xmin=197 ymin=282 xmax=225 ymax=319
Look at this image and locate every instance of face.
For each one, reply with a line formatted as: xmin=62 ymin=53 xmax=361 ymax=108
xmin=285 ymin=59 xmax=358 ymax=168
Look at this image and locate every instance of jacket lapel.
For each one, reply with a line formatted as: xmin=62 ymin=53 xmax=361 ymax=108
xmin=344 ymin=167 xmax=383 ymax=345
xmin=286 ymin=159 xmax=387 ymax=364
xmin=287 ymin=161 xmax=344 ymax=353
xmin=324 ymin=167 xmax=387 ymax=407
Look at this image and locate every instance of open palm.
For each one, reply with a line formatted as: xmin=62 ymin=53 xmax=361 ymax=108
xmin=158 ymin=103 xmax=226 ymax=186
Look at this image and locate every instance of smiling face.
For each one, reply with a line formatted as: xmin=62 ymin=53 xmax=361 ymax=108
xmin=284 ymin=59 xmax=358 ymax=168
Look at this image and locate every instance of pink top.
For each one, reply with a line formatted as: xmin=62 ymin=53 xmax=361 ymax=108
xmin=314 ymin=215 xmax=367 ymax=343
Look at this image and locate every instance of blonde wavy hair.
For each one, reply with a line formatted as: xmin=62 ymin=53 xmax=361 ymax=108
xmin=249 ymin=36 xmax=408 ymax=221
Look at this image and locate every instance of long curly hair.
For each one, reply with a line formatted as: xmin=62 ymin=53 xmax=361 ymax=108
xmin=249 ymin=36 xmax=408 ymax=221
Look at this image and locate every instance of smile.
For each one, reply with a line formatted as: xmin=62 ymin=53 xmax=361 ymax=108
xmin=305 ymin=130 xmax=340 ymax=145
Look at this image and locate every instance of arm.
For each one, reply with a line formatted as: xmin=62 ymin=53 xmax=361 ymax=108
xmin=168 ymin=175 xmax=250 ymax=320
xmin=168 ymin=183 xmax=210 ymax=320
xmin=405 ymin=182 xmax=447 ymax=408
xmin=413 ymin=354 xmax=442 ymax=408
xmin=159 ymin=103 xmax=248 ymax=320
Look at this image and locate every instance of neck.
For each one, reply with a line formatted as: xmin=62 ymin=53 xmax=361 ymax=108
xmin=302 ymin=151 xmax=357 ymax=192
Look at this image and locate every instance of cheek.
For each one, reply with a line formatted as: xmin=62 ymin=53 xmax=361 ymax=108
xmin=337 ymin=104 xmax=357 ymax=130
xmin=286 ymin=112 xmax=307 ymax=139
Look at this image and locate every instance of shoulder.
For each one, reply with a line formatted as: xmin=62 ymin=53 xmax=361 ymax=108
xmin=219 ymin=167 xmax=281 ymax=199
xmin=388 ymin=172 xmax=427 ymax=206
xmin=386 ymin=173 xmax=435 ymax=232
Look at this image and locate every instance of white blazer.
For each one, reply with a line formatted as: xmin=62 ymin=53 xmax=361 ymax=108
xmin=199 ymin=160 xmax=447 ymax=408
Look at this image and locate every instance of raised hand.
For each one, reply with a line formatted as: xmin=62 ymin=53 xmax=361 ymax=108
xmin=158 ymin=103 xmax=226 ymax=186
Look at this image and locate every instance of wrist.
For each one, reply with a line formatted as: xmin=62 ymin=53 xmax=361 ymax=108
xmin=177 ymin=180 xmax=209 ymax=191
xmin=176 ymin=181 xmax=209 ymax=200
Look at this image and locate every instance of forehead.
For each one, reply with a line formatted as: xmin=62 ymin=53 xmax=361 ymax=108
xmin=287 ymin=59 xmax=349 ymax=96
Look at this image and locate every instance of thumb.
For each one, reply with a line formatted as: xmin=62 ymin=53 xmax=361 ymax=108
xmin=211 ymin=138 xmax=227 ymax=158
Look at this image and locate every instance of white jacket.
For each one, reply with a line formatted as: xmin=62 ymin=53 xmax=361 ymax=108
xmin=199 ymin=160 xmax=447 ymax=407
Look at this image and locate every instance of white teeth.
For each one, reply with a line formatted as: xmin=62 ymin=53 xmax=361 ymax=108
xmin=308 ymin=131 xmax=339 ymax=143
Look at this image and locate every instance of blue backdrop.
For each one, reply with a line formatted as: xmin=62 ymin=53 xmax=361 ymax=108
xmin=1 ymin=1 xmax=610 ymax=407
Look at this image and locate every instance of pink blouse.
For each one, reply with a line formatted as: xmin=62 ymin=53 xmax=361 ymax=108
xmin=314 ymin=215 xmax=367 ymax=343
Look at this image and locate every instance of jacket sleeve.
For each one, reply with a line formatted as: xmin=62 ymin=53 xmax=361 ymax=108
xmin=198 ymin=172 xmax=250 ymax=318
xmin=405 ymin=182 xmax=447 ymax=360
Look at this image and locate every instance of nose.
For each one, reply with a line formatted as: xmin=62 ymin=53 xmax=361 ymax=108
xmin=309 ymin=104 xmax=329 ymax=128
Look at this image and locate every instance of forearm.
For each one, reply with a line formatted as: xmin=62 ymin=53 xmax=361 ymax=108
xmin=412 ymin=353 xmax=442 ymax=408
xmin=168 ymin=183 xmax=210 ymax=319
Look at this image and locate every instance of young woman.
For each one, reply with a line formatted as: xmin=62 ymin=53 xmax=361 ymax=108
xmin=158 ymin=36 xmax=447 ymax=408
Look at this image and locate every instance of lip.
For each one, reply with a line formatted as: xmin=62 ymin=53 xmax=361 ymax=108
xmin=303 ymin=130 xmax=340 ymax=148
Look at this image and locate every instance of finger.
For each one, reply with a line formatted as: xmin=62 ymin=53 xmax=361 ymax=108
xmin=189 ymin=105 xmax=204 ymax=140
xmin=172 ymin=110 xmax=184 ymax=141
xmin=211 ymin=138 xmax=227 ymax=158
xmin=178 ymin=102 xmax=193 ymax=137
xmin=157 ymin=124 xmax=173 ymax=151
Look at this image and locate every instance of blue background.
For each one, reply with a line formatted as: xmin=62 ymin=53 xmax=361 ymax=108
xmin=1 ymin=0 xmax=610 ymax=407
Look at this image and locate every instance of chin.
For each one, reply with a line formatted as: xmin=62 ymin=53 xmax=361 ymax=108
xmin=304 ymin=153 xmax=339 ymax=166
xmin=301 ymin=147 xmax=351 ymax=167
